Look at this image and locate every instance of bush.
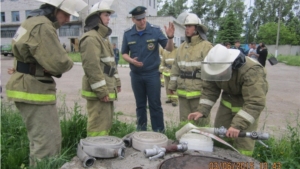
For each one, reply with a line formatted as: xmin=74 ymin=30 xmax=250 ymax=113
xmin=252 ymin=112 xmax=300 ymax=168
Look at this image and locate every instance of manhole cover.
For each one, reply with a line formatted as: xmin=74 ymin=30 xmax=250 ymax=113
xmin=158 ymin=155 xmax=231 ymax=169
xmin=132 ymin=132 xmax=168 ymax=151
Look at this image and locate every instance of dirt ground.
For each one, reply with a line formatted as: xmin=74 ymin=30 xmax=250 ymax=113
xmin=1 ymin=55 xmax=300 ymax=137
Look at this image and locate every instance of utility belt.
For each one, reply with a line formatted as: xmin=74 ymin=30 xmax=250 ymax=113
xmin=180 ymin=70 xmax=201 ymax=79
xmin=165 ymin=64 xmax=172 ymax=69
xmin=103 ymin=64 xmax=115 ymax=77
xmin=16 ymin=61 xmax=56 ymax=77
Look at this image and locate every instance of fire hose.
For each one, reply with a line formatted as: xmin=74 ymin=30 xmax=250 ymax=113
xmin=77 ymin=136 xmax=126 ymax=168
xmin=144 ymin=142 xmax=188 ymax=160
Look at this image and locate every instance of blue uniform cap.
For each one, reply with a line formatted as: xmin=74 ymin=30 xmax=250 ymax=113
xmin=129 ymin=6 xmax=147 ymax=19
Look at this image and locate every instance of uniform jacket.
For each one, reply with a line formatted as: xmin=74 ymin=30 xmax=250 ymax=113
xmin=198 ymin=57 xmax=268 ymax=130
xmin=6 ymin=16 xmax=73 ymax=104
xmin=160 ymin=48 xmax=177 ymax=77
xmin=168 ymin=36 xmax=213 ymax=99
xmin=121 ymin=22 xmax=168 ymax=74
xmin=80 ymin=24 xmax=121 ymax=101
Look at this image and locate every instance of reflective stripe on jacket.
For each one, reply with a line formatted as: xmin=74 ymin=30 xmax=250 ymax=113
xmin=6 ymin=16 xmax=73 ymax=104
xmin=168 ymin=36 xmax=213 ymax=99
xmin=80 ymin=24 xmax=120 ymax=101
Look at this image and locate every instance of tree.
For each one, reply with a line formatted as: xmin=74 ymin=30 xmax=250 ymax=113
xmin=215 ymin=10 xmax=243 ymax=45
xmin=256 ymin=22 xmax=299 ymax=45
xmin=202 ymin=0 xmax=227 ymax=43
xmin=247 ymin=0 xmax=296 ymax=42
xmin=190 ymin=0 xmax=211 ymax=19
xmin=157 ymin=0 xmax=188 ymax=17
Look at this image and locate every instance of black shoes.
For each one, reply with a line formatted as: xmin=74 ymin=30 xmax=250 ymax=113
xmin=165 ymin=100 xmax=172 ymax=103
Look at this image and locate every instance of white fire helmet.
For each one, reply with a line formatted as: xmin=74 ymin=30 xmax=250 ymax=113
xmin=177 ymin=12 xmax=208 ymax=33
xmin=201 ymin=44 xmax=240 ymax=81
xmin=87 ymin=0 xmax=115 ymax=20
xmin=36 ymin=0 xmax=88 ymax=17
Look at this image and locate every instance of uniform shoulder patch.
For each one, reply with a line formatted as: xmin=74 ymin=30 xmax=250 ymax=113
xmin=124 ymin=27 xmax=131 ymax=32
xmin=151 ymin=24 xmax=160 ymax=29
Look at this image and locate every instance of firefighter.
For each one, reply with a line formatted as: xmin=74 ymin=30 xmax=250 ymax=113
xmin=5 ymin=0 xmax=87 ymax=166
xmin=168 ymin=13 xmax=213 ymax=126
xmin=159 ymin=47 xmax=165 ymax=87
xmin=160 ymin=46 xmax=178 ymax=106
xmin=79 ymin=0 xmax=121 ymax=137
xmin=188 ymin=44 xmax=268 ymax=156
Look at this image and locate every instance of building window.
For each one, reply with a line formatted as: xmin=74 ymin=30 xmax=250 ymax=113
xmin=110 ymin=13 xmax=117 ymax=18
xmin=72 ymin=15 xmax=79 ymax=21
xmin=1 ymin=27 xmax=18 ymax=38
xmin=154 ymin=0 xmax=155 ymax=9
xmin=149 ymin=0 xmax=151 ymax=6
xmin=11 ymin=11 xmax=20 ymax=22
xmin=25 ymin=10 xmax=32 ymax=18
xmin=1 ymin=12 xmax=5 ymax=22
xmin=59 ymin=25 xmax=80 ymax=36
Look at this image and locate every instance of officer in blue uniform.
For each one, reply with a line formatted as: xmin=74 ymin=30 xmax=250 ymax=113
xmin=121 ymin=6 xmax=175 ymax=132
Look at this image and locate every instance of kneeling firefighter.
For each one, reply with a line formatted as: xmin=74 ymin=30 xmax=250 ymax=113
xmin=188 ymin=44 xmax=268 ymax=156
xmin=80 ymin=0 xmax=121 ymax=137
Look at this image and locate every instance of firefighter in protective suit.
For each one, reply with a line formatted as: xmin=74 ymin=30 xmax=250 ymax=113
xmin=168 ymin=13 xmax=213 ymax=125
xmin=80 ymin=0 xmax=121 ymax=137
xmin=160 ymin=46 xmax=178 ymax=106
xmin=188 ymin=44 xmax=268 ymax=156
xmin=5 ymin=0 xmax=87 ymax=166
xmin=159 ymin=47 xmax=165 ymax=87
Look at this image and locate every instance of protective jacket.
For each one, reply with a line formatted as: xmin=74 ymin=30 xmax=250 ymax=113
xmin=168 ymin=36 xmax=212 ymax=99
xmin=198 ymin=57 xmax=268 ymax=130
xmin=6 ymin=16 xmax=73 ymax=104
xmin=80 ymin=24 xmax=121 ymax=101
xmin=160 ymin=48 xmax=177 ymax=77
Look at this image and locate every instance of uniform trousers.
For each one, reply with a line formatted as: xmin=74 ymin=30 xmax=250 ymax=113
xmin=15 ymin=102 xmax=61 ymax=166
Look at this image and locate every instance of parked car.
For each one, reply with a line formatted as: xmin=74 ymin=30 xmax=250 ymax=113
xmin=1 ymin=44 xmax=14 ymax=56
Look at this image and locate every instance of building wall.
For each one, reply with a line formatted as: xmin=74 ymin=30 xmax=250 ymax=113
xmin=266 ymin=45 xmax=300 ymax=56
xmin=1 ymin=0 xmax=184 ymax=53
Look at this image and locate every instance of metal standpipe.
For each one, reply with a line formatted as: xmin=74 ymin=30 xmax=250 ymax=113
xmin=144 ymin=142 xmax=188 ymax=160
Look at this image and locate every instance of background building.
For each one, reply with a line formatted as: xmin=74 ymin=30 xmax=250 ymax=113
xmin=1 ymin=0 xmax=185 ymax=52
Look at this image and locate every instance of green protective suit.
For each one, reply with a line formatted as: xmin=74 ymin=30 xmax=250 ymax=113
xmin=160 ymin=48 xmax=178 ymax=104
xmin=197 ymin=57 xmax=268 ymax=156
xmin=80 ymin=23 xmax=121 ymax=137
xmin=168 ymin=36 xmax=213 ymax=125
xmin=6 ymin=16 xmax=73 ymax=166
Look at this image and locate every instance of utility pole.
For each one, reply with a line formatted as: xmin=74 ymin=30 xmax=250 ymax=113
xmin=275 ymin=1 xmax=282 ymax=58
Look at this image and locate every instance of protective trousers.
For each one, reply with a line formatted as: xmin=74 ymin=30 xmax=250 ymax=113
xmin=178 ymin=97 xmax=210 ymax=126
xmin=130 ymin=71 xmax=165 ymax=132
xmin=214 ymin=103 xmax=259 ymax=156
xmin=15 ymin=102 xmax=61 ymax=166
xmin=160 ymin=74 xmax=165 ymax=87
xmin=86 ymin=100 xmax=113 ymax=137
xmin=164 ymin=76 xmax=178 ymax=103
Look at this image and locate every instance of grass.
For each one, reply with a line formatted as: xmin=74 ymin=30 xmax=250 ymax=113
xmin=1 ymin=100 xmax=300 ymax=169
xmin=276 ymin=55 xmax=300 ymax=66
xmin=68 ymin=52 xmax=128 ymax=65
xmin=67 ymin=52 xmax=81 ymax=62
